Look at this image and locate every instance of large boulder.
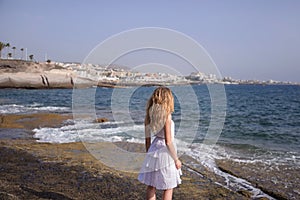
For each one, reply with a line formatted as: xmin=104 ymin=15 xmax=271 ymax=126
xmin=0 ymin=60 xmax=97 ymax=89
xmin=0 ymin=72 xmax=96 ymax=89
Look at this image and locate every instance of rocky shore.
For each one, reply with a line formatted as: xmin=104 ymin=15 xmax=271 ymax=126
xmin=216 ymin=160 xmax=300 ymax=200
xmin=0 ymin=113 xmax=251 ymax=200
xmin=1 ymin=113 xmax=298 ymax=199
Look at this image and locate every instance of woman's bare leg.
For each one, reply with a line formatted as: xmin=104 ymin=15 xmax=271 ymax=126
xmin=163 ymin=189 xmax=173 ymax=200
xmin=147 ymin=186 xmax=156 ymax=200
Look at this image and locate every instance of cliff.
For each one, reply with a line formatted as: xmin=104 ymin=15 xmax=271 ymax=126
xmin=0 ymin=59 xmax=96 ymax=89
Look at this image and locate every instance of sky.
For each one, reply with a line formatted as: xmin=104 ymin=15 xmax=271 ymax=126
xmin=1 ymin=0 xmax=300 ymax=82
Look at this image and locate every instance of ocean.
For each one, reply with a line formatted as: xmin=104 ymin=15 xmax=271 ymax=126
xmin=1 ymin=85 xmax=299 ymax=199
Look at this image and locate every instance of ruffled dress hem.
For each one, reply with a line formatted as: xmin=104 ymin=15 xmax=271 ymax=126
xmin=138 ymin=121 xmax=182 ymax=190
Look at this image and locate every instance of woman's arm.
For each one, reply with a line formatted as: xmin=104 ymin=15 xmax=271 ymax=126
xmin=164 ymin=114 xmax=182 ymax=169
xmin=145 ymin=125 xmax=151 ymax=152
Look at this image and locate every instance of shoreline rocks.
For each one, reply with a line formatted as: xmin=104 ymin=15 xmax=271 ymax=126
xmin=0 ymin=139 xmax=251 ymax=200
xmin=0 ymin=113 xmax=72 ymax=131
xmin=94 ymin=118 xmax=109 ymax=123
xmin=216 ymin=159 xmax=300 ymax=200
xmin=0 ymin=72 xmax=97 ymax=89
xmin=0 ymin=112 xmax=252 ymax=199
xmin=0 ymin=59 xmax=97 ymax=89
xmin=1 ymin=112 xmax=295 ymax=199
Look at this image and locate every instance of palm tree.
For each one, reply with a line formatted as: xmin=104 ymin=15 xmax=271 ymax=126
xmin=20 ymin=48 xmax=24 ymax=60
xmin=0 ymin=42 xmax=5 ymax=59
xmin=8 ymin=53 xmax=12 ymax=59
xmin=5 ymin=43 xmax=10 ymax=58
xmin=29 ymin=54 xmax=34 ymax=61
xmin=12 ymin=46 xmax=16 ymax=59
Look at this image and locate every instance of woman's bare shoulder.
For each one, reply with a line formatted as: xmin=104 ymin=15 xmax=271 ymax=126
xmin=167 ymin=113 xmax=172 ymax=121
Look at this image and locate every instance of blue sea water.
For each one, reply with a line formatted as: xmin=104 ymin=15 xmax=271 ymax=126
xmin=0 ymin=85 xmax=299 ymax=167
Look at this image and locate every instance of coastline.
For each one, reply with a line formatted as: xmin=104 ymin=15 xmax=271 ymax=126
xmin=1 ymin=113 xmax=298 ymax=199
xmin=1 ymin=59 xmax=299 ymax=89
xmin=0 ymin=139 xmax=251 ymax=200
xmin=0 ymin=112 xmax=250 ymax=199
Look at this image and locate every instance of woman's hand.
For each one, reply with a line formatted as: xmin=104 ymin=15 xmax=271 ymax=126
xmin=175 ymin=159 xmax=182 ymax=170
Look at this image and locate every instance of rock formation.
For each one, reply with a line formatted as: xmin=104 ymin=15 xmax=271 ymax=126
xmin=0 ymin=59 xmax=96 ymax=89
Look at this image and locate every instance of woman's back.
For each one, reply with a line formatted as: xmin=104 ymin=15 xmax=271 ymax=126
xmin=154 ymin=119 xmax=174 ymax=139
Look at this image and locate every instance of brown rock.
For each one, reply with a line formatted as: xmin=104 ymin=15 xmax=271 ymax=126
xmin=94 ymin=118 xmax=109 ymax=123
xmin=0 ymin=113 xmax=71 ymax=130
xmin=237 ymin=190 xmax=252 ymax=198
xmin=0 ymin=192 xmax=19 ymax=200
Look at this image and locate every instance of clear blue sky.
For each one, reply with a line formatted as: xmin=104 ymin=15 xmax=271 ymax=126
xmin=1 ymin=0 xmax=300 ymax=82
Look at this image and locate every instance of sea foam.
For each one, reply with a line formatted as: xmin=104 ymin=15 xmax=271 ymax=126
xmin=0 ymin=104 xmax=70 ymax=114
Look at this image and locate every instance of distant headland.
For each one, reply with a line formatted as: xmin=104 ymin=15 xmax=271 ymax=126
xmin=0 ymin=59 xmax=299 ymax=89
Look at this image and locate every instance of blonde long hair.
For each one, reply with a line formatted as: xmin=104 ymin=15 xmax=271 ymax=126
xmin=145 ymin=86 xmax=174 ymax=134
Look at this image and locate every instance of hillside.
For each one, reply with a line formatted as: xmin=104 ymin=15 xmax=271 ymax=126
xmin=0 ymin=59 xmax=64 ymax=73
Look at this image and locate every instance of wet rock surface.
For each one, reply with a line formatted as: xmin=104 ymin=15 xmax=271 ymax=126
xmin=0 ymin=140 xmax=250 ymax=200
xmin=216 ymin=160 xmax=300 ymax=200
xmin=0 ymin=112 xmax=288 ymax=199
xmin=0 ymin=113 xmax=71 ymax=129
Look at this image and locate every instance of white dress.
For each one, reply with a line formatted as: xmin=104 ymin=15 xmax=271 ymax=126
xmin=138 ymin=120 xmax=182 ymax=190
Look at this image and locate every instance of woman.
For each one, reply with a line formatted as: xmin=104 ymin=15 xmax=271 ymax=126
xmin=138 ymin=86 xmax=182 ymax=200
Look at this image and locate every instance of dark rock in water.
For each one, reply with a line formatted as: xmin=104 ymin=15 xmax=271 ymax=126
xmin=94 ymin=118 xmax=109 ymax=123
